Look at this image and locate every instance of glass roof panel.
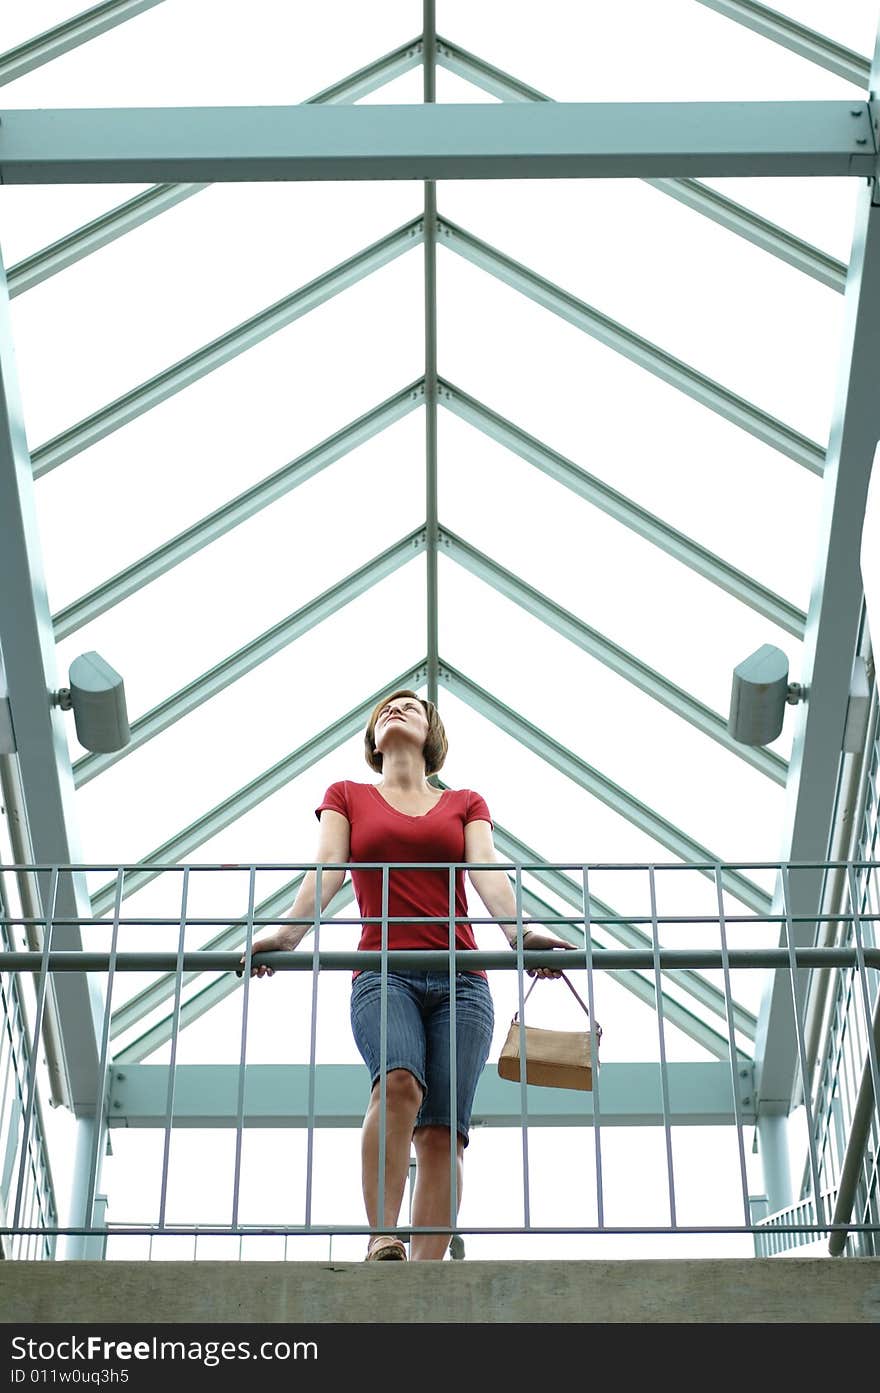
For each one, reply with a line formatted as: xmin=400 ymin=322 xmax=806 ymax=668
xmin=1 ymin=0 xmax=418 ymax=107
xmin=438 ymin=0 xmax=869 ymax=99
xmin=762 ymin=0 xmax=879 ymax=52
xmin=438 ymin=175 xmax=845 ymax=443
xmin=65 ymin=551 xmax=428 ymax=867
xmin=437 ymin=302 xmax=816 ymax=651
xmin=33 ymin=249 xmax=423 ymax=609
xmin=9 ymin=179 xmax=421 ymax=447
xmin=0 ymin=1 xmax=88 ymax=51
xmin=438 ymin=561 xmax=788 ymax=857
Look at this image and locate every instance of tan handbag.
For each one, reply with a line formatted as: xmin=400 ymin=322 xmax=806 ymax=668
xmin=497 ymin=973 xmax=602 ymax=1091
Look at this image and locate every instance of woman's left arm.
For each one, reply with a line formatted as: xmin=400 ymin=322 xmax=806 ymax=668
xmin=464 ymin=819 xmax=576 ymax=979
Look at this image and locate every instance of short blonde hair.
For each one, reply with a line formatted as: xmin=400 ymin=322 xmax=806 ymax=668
xmin=364 ymin=689 xmax=448 ymax=775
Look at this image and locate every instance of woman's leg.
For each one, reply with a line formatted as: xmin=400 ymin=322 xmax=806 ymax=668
xmin=361 ymin=1068 xmax=423 ymax=1231
xmin=410 ymin=1125 xmax=464 ymax=1261
xmin=350 ymin=972 xmax=428 ymax=1250
xmin=409 ymin=972 xmax=494 ymax=1261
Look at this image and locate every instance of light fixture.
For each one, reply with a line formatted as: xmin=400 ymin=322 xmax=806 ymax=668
xmin=728 ymin=644 xmax=804 ymax=747
xmin=53 ymin=651 xmax=131 ymax=754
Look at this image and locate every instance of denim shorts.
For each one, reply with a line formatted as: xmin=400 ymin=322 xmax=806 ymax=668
xmin=350 ymin=970 xmax=495 ymax=1147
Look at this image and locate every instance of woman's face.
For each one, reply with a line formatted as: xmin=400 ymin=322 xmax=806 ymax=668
xmin=373 ymin=696 xmax=429 ymax=763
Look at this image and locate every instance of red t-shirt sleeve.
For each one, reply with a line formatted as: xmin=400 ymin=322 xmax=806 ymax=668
xmin=315 ymin=781 xmax=350 ymax=822
xmin=465 ymin=789 xmax=493 ymax=827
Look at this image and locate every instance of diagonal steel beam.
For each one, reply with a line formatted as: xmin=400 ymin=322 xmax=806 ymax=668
xmin=435 ymin=34 xmax=847 ymax=291
xmin=487 ymin=817 xmax=756 ymax=1050
xmin=438 ymin=217 xmax=826 ymax=474
xmin=642 ymin=178 xmax=846 ymax=292
xmin=73 ymin=528 xmax=428 ymax=785
xmin=6 ymin=184 xmax=207 ymax=298
xmin=110 ymin=879 xmax=358 ymax=1063
xmin=437 ymin=524 xmax=788 ymax=784
xmin=0 ymin=0 xmax=166 ymax=86
xmin=52 ymin=381 xmax=424 ymax=640
xmin=31 ymin=218 xmax=424 ymax=478
xmin=5 ymin=35 xmax=425 ymax=297
xmin=437 ymin=659 xmax=772 ymax=915
xmin=694 ymin=0 xmax=871 ymax=88
xmin=438 ymin=379 xmax=807 ymax=637
xmin=89 ymin=662 xmax=428 ymax=917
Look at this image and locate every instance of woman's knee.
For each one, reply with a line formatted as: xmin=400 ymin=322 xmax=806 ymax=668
xmin=414 ymin=1124 xmax=463 ymax=1159
xmin=372 ymin=1068 xmax=423 ymax=1114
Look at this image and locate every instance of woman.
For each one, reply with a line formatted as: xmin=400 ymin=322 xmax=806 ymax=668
xmin=246 ymin=688 xmax=573 ymax=1261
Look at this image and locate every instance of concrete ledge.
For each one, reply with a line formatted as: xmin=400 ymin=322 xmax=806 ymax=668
xmin=2 ymin=1259 xmax=879 ymax=1323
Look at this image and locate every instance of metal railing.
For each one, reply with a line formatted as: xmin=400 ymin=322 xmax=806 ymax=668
xmin=0 ymin=859 xmax=878 ymax=1260
xmin=0 ymin=910 xmax=58 ymax=1259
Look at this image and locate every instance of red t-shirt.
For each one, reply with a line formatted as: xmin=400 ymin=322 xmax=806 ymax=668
xmin=315 ymin=781 xmax=493 ymax=974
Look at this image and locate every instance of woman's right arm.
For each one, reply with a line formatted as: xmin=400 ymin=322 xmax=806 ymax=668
xmin=243 ymin=809 xmax=351 ymax=978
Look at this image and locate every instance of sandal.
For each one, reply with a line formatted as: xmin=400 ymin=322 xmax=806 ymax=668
xmin=365 ymin=1235 xmax=407 ymax=1262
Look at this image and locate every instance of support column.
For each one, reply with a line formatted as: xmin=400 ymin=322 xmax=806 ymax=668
xmin=62 ymin=1114 xmax=108 ymax=1261
xmin=756 ymin=1113 xmax=793 ymax=1214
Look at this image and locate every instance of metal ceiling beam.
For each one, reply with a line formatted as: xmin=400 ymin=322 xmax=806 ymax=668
xmin=52 ymin=381 xmax=424 ymax=640
xmin=111 ymin=880 xmax=358 ymax=1064
xmin=31 ymin=218 xmax=424 ymax=477
xmin=0 ymin=250 xmax=101 ymax=1112
xmin=438 ymin=217 xmax=826 ymax=474
xmin=0 ymin=0 xmax=167 ymax=87
xmin=694 ymin=0 xmax=871 ymax=88
xmin=5 ymin=35 xmax=425 ymax=297
xmin=424 ymin=1 xmax=439 ymax=707
xmin=107 ymin=1060 xmax=756 ymax=1127
xmin=438 ymin=380 xmax=807 ymax=637
xmin=435 ymin=35 xmax=847 ymax=292
xmin=89 ymin=662 xmax=428 ymax=917
xmin=73 ymin=528 xmax=428 ymax=785
xmin=484 ymin=816 xmax=756 ymax=1051
xmin=436 ymin=659 xmax=771 ymax=915
xmin=753 ymin=107 xmax=880 ymax=1111
xmin=0 ymin=102 xmax=873 ymax=185
xmin=438 ymin=524 xmax=788 ymax=784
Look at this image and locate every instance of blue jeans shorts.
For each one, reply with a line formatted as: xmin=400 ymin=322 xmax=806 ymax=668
xmin=350 ymin=969 xmax=495 ymax=1147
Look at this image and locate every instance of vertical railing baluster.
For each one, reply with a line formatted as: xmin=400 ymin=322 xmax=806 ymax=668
xmin=13 ymin=865 xmax=57 ymax=1231
xmin=648 ymin=866 xmax=677 ymax=1229
xmin=780 ymin=864 xmax=825 ymax=1231
xmin=305 ymin=866 xmax=322 ymax=1230
xmin=448 ymin=864 xmax=459 ymax=1244
xmin=581 ymin=865 xmax=604 ymax=1229
xmin=714 ymin=865 xmax=751 ymax=1227
xmin=158 ymin=866 xmax=190 ymax=1231
xmin=231 ymin=866 xmax=257 ymax=1231
xmin=846 ymin=863 xmax=880 ymax=1186
xmin=377 ymin=865 xmax=390 ymax=1238
xmin=514 ymin=864 xmax=530 ymax=1231
xmin=85 ymin=866 xmax=124 ymax=1240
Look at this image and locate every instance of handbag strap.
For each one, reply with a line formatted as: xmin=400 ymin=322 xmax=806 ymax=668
xmin=520 ymin=972 xmax=602 ymax=1038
